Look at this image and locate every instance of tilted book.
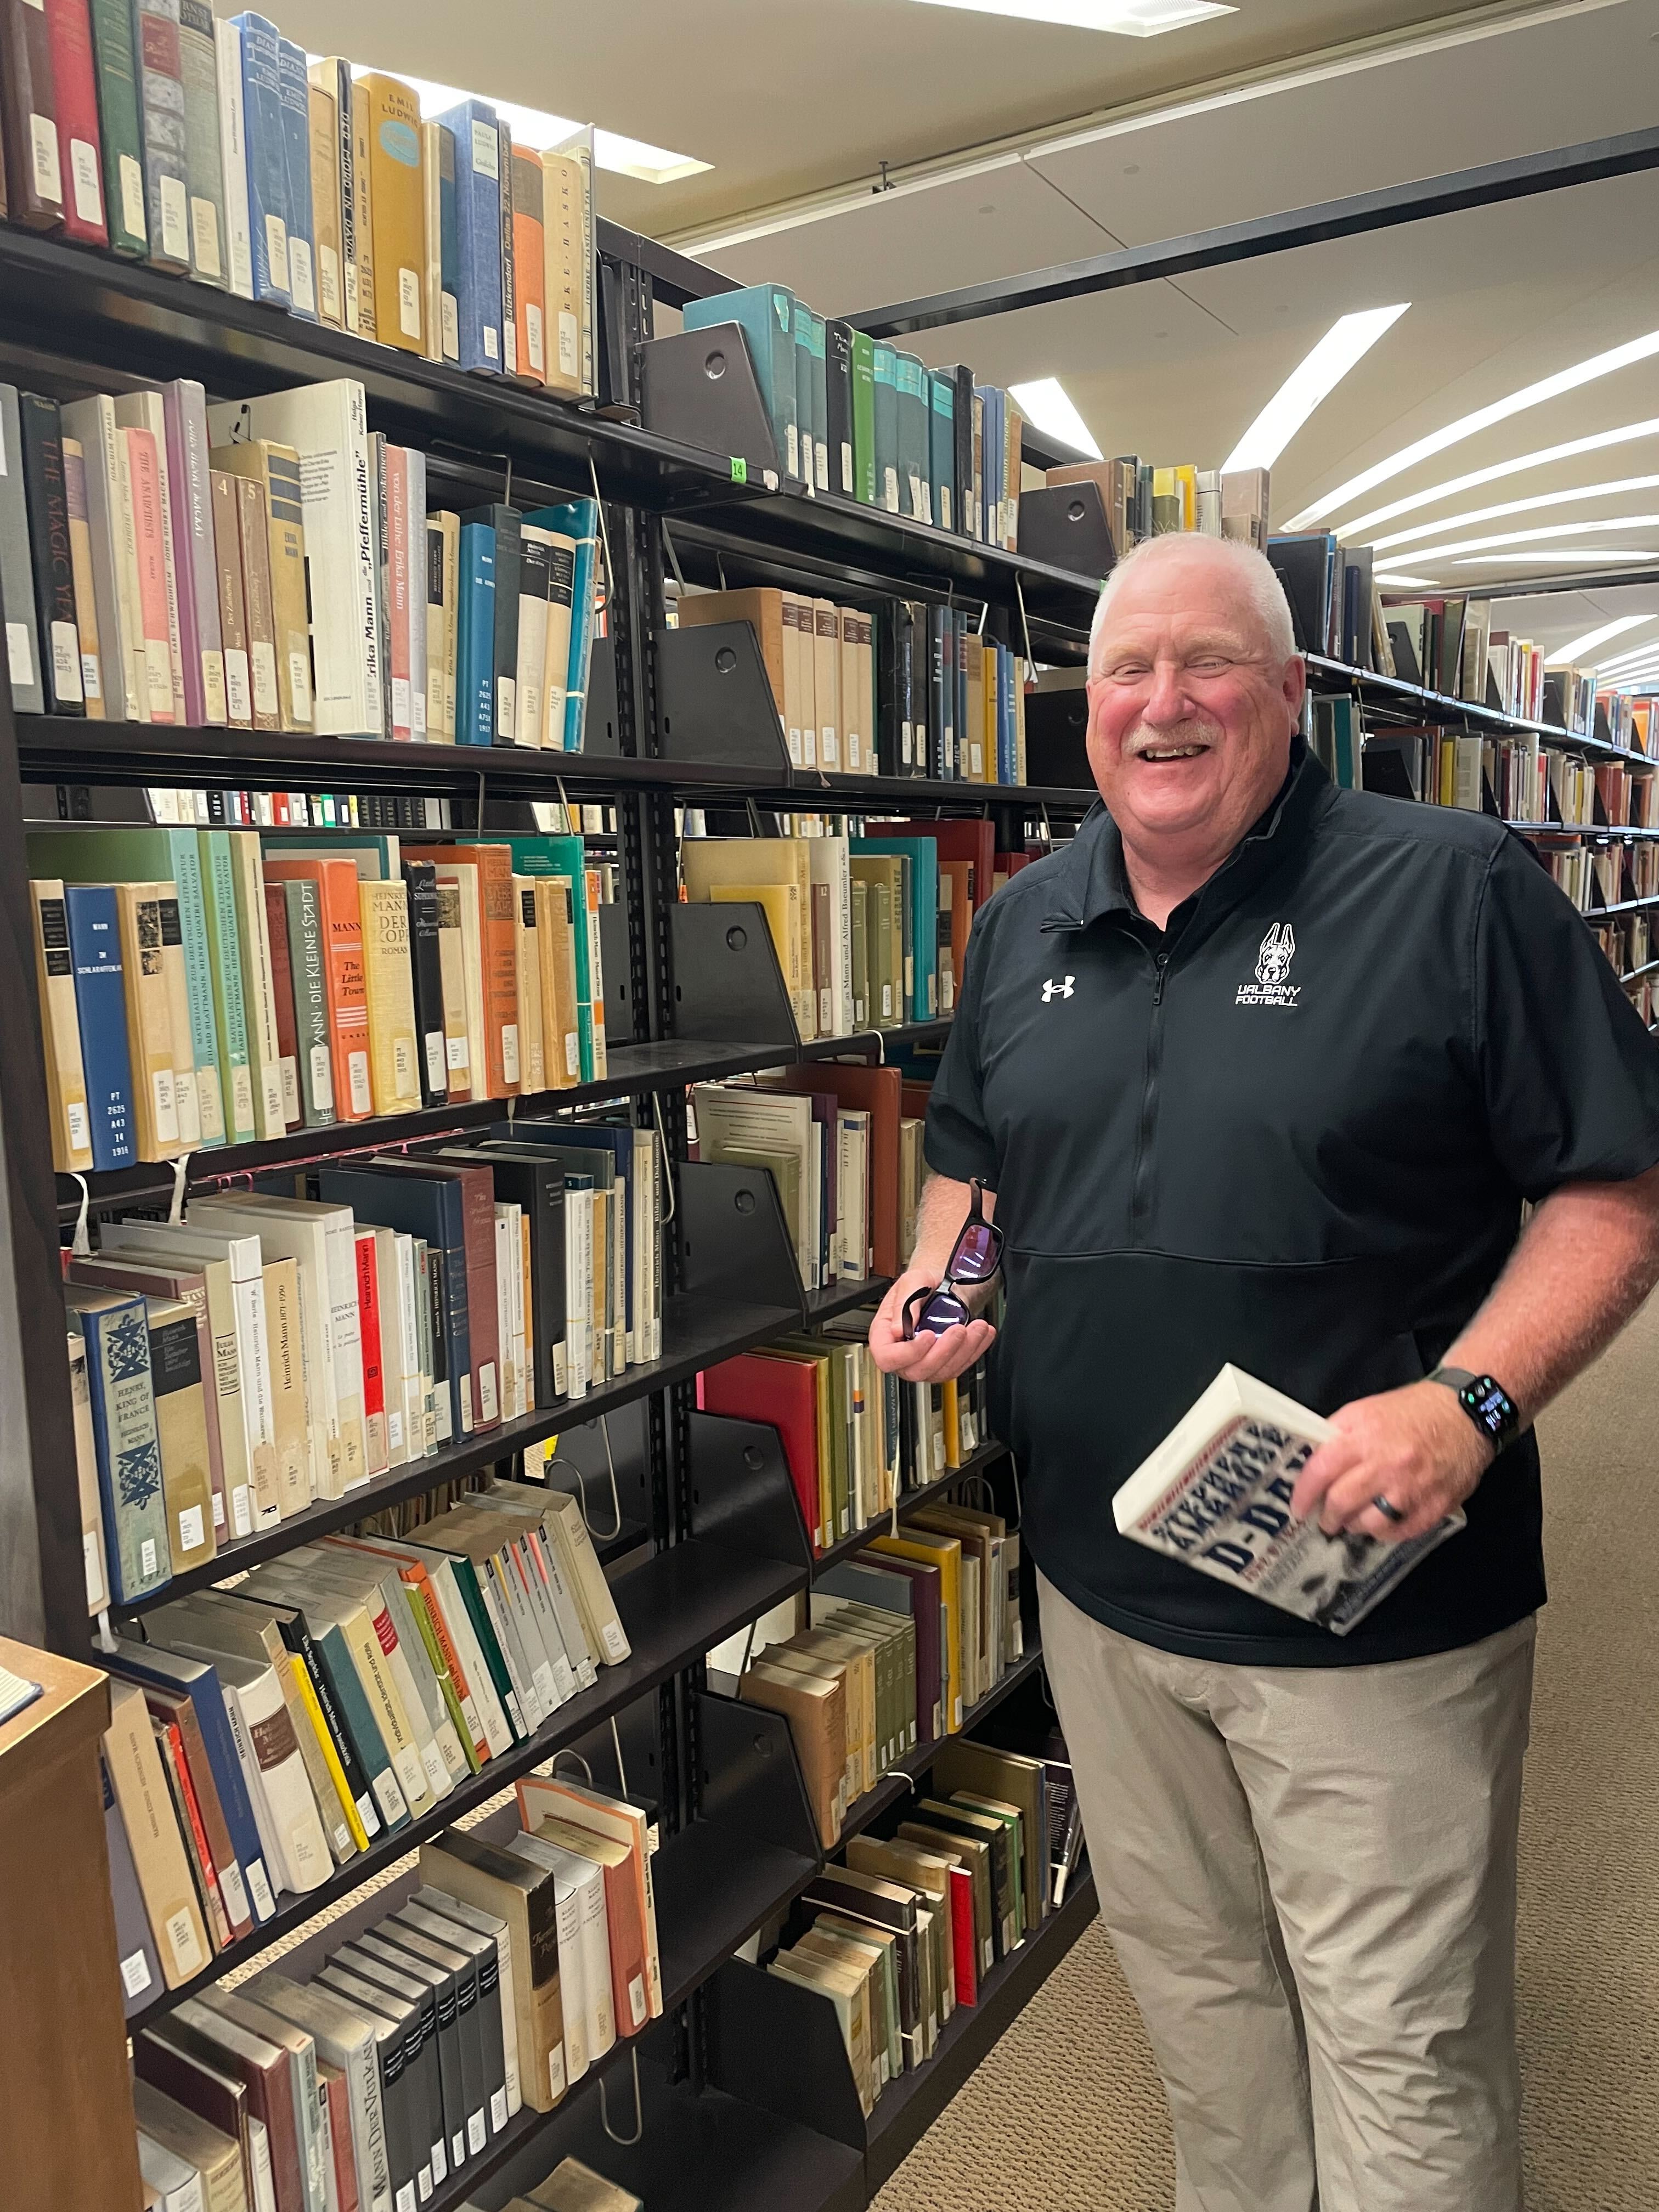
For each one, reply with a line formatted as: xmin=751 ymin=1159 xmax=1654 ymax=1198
xmin=1111 ymin=1364 xmax=1464 ymax=1637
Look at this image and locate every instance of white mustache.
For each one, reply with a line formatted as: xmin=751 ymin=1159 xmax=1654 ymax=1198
xmin=1124 ymin=721 xmax=1221 ymax=758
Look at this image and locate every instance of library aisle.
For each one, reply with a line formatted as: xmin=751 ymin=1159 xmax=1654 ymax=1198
xmin=872 ymin=1300 xmax=1659 ymax=2212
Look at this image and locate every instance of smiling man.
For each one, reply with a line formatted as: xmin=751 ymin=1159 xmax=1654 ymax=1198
xmin=869 ymin=532 xmax=1659 ymax=2212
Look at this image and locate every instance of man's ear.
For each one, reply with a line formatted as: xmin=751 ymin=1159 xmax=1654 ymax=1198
xmin=1283 ymin=654 xmax=1308 ymax=723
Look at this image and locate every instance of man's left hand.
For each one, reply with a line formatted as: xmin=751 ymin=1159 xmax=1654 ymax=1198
xmin=1289 ymin=1379 xmax=1496 ymax=1541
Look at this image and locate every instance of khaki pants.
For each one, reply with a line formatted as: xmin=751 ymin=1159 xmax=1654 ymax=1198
xmin=1037 ymin=1571 xmax=1535 ymax=2212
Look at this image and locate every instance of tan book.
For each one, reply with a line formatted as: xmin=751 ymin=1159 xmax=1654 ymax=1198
xmin=208 ymin=470 xmax=253 ymax=730
xmin=112 ymin=881 xmax=183 ymax=1161
xmin=60 ymin=436 xmax=106 ymax=718
xmin=146 ymin=1296 xmax=217 ymax=1574
xmin=539 ymin=149 xmax=585 ymax=397
xmin=224 ymin=832 xmax=286 ymax=1142
xmin=540 ymin=1489 xmax=631 ymax=1666
xmin=210 ymin=441 xmax=311 ymax=732
xmin=420 ymin=121 xmax=447 ymax=365
xmin=419 ymin=1833 xmax=568 ymax=2112
xmin=436 ymin=507 xmax=460 ymax=738
xmin=676 ymin=587 xmax=785 ymax=729
xmin=104 ymin=1679 xmax=212 ymax=1989
xmin=770 ymin=1946 xmax=873 ymax=2114
xmin=512 ymin=876 xmax=546 ymax=1096
xmin=778 ymin=591 xmax=815 ymax=767
xmin=964 ymin=634 xmax=987 ymax=781
xmin=351 ymin=80 xmax=377 ymax=343
xmin=708 ymin=883 xmax=806 ymax=1033
xmin=307 ymin=81 xmax=343 ymax=329
xmin=740 ymin=1660 xmax=846 ymax=1848
xmin=533 ymin=875 xmax=581 ymax=1090
xmin=261 ymin=1256 xmax=309 ymax=1516
xmin=132 ymin=2080 xmax=248 ymax=2212
xmin=232 ymin=475 xmax=282 ymax=734
xmin=812 ymin=599 xmax=842 ymax=772
xmin=29 ymin=878 xmax=93 ymax=1172
xmin=359 ymin=72 xmax=425 ymax=355
xmin=432 ymin=875 xmax=471 ymax=1104
xmin=839 ymin=607 xmax=866 ymax=774
xmin=527 ymin=2158 xmax=644 ymax=2211
xmin=358 ymin=877 xmax=421 ymax=1114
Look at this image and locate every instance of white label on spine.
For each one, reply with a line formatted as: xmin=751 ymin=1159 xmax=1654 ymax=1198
xmin=467 ymin=2112 xmax=487 ymax=2155
xmin=246 ymin=1859 xmax=275 ymax=1918
xmin=786 ymin=422 xmax=798 ymax=477
xmin=424 ymin=1034 xmax=445 ymax=1090
xmin=420 ymin=1743 xmax=446 ymax=1795
xmin=119 ymin=1947 xmax=153 ymax=1999
xmin=29 ymin=114 xmax=60 ymax=205
xmin=526 ymin=303 xmax=544 ymax=375
xmin=558 ymin=309 xmax=578 ymax=379
xmin=191 ymin=196 xmax=222 ymax=279
xmin=386 ymin=1407 xmax=403 ymax=1455
xmin=202 ymin=650 xmax=226 ymax=724
xmin=219 ymin=1861 xmax=250 ymax=1926
xmin=565 ymin=1032 xmax=579 ymax=1077
xmin=431 ymin=2139 xmax=446 ymax=2185
xmin=478 ymin=1362 xmax=498 ymax=1424
xmin=391 ymin=675 xmax=411 ymax=727
xmin=501 ymin=1022 xmax=520 ymax=1085
xmin=412 ymin=690 xmax=426 ymax=735
xmin=289 ymin=650 xmax=312 ymax=720
xmin=884 ymin=466 xmax=899 ymax=512
xmin=160 ymin=174 xmax=189 ymax=262
xmin=81 ymin=652 xmax=101 ymax=699
xmin=395 ymin=2187 xmax=415 ymax=2212
xmin=6 ymin=623 xmax=32 ymax=689
xmin=165 ymin=1906 xmax=203 ymax=1976
xmin=177 ymin=1503 xmax=205 ymax=1555
xmin=503 ymin=321 xmax=517 ymax=375
xmin=548 ymin=2047 xmax=566 ymax=2099
xmin=139 ymin=1537 xmax=158 ymax=1580
xmin=50 ymin=621 xmax=83 ymax=701
xmin=496 ymin=674 xmax=515 ymax=740
xmin=310 ymin=1043 xmax=333 ymax=1112
xmin=399 ymin=266 xmax=421 ymax=339
xmin=250 ymin=640 xmax=279 ymax=716
xmin=289 ymin=238 xmax=315 ymax=315
xmin=446 ymin=1033 xmax=468 ymax=1071
xmin=441 ymin=295 xmax=459 ymax=360
xmin=347 ymin=1049 xmax=371 ymax=1115
xmin=119 ymin=155 xmax=146 ymax=242
xmin=70 ymin=139 xmax=102 ymax=224
xmin=82 ymin=1527 xmax=101 ymax=1605
xmin=264 ymin=212 xmax=288 ymax=289
xmin=230 ymin=1483 xmax=251 ymax=1537
xmin=392 ymin=1036 xmax=416 ymax=1097
xmin=489 ymin=2087 xmax=508 ymax=2132
xmin=628 ymin=1972 xmax=647 ymax=2028
xmin=471 ymin=122 xmax=499 ymax=178
xmin=225 ymin=648 xmax=252 ymax=723
xmin=483 ymin=325 xmax=499 ymax=360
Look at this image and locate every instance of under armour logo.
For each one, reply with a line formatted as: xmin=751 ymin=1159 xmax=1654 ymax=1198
xmin=1042 ymin=976 xmax=1075 ymax=1002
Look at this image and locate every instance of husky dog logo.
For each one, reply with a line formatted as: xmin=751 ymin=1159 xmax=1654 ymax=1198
xmin=1238 ymin=923 xmax=1300 ymax=1008
xmin=1255 ymin=923 xmax=1295 ymax=987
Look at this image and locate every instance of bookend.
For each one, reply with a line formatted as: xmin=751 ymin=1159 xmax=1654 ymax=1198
xmin=1016 ymin=479 xmax=1117 ymax=581
xmin=636 ymin=325 xmax=783 ymax=487
xmin=678 ymin=1160 xmax=805 ymax=1314
xmin=1024 ymin=682 xmax=1094 ymax=788
xmin=668 ymin=901 xmax=802 ymax=1045
xmin=687 ymin=1409 xmax=815 ymax=1572
xmin=706 ymin=1954 xmax=868 ymax=2152
xmin=585 ymin=623 xmax=792 ymax=773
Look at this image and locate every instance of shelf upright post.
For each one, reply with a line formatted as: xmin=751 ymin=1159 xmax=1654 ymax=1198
xmin=0 ymin=621 xmax=93 ymax=1653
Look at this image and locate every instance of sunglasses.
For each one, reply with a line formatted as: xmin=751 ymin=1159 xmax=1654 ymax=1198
xmin=901 ymin=1180 xmax=1005 ymax=1339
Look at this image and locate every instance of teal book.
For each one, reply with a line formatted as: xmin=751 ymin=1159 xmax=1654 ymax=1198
xmin=682 ymin=283 xmax=798 ymax=484
xmin=456 ymin=520 xmax=496 ymax=744
xmin=895 ymin=353 xmax=929 ymax=523
xmin=198 ymin=829 xmax=256 ymax=1143
xmin=851 ymin=836 xmax=939 ymax=1023
xmin=500 ymin=833 xmax=598 ymax=1078
xmin=793 ymin=300 xmax=814 ymax=496
xmin=928 ymin=371 xmax=956 ymax=534
xmin=87 ymin=0 xmax=149 ymax=257
xmin=851 ymin=330 xmax=877 ymax=504
xmin=872 ymin=343 xmax=900 ymax=514
xmin=64 ymin=1286 xmax=172 ymax=1605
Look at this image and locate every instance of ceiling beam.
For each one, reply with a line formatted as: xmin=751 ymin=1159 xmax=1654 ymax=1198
xmin=842 ymin=125 xmax=1659 ymax=338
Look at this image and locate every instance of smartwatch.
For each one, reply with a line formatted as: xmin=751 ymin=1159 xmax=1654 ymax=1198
xmin=1430 ymin=1366 xmax=1520 ymax=1448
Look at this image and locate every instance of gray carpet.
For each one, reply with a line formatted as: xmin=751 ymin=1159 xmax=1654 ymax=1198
xmin=873 ymin=1297 xmax=1659 ymax=2210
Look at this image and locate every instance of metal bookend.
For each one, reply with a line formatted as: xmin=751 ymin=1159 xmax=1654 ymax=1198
xmin=1016 ymin=479 xmax=1118 ymax=581
xmin=636 ymin=324 xmax=782 ymax=485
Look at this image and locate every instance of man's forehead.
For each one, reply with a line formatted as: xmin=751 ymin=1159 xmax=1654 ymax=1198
xmin=1096 ymin=575 xmax=1263 ymax=648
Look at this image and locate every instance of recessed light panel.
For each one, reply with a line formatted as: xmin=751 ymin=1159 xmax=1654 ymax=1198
xmin=909 ymin=0 xmax=1233 ymax=31
xmin=1374 ymin=475 xmax=1659 ymax=554
xmin=1008 ymin=378 xmax=1102 ymax=460
xmin=340 ymin=64 xmax=711 ymax=182
xmin=1222 ymin=306 xmax=1408 ymax=474
xmin=1545 ymin=616 xmax=1654 ymax=667
xmin=1339 ymin=419 xmax=1659 ymax=540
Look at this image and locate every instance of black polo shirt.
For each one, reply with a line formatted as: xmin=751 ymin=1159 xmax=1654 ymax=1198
xmin=926 ymin=741 xmax=1659 ymax=1666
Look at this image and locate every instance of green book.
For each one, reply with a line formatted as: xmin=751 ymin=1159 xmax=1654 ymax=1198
xmin=25 ymin=823 xmax=228 ymax=1147
xmin=872 ymin=343 xmax=900 ymax=515
xmin=198 ymin=831 xmax=257 ymax=1142
xmin=952 ymin=1792 xmax=1026 ymax=1942
xmin=445 ymin=1553 xmax=529 ymax=1745
xmin=850 ymin=330 xmax=877 ymax=506
xmin=283 ymin=877 xmax=336 ymax=1127
xmin=849 ymin=878 xmax=869 ymax=1031
xmin=88 ymin=0 xmax=150 ymax=258
xmin=228 ymin=832 xmax=284 ymax=1139
xmin=805 ymin=307 xmax=828 ymax=495
xmin=895 ymin=353 xmax=930 ymax=523
xmin=401 ymin=1572 xmax=480 ymax=1773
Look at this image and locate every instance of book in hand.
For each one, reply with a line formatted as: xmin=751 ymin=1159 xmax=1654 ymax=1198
xmin=1111 ymin=1364 xmax=1464 ymax=1636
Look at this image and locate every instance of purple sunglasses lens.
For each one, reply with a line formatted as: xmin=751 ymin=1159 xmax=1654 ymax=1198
xmin=912 ymin=1287 xmax=972 ymax=1336
xmin=951 ymin=1222 xmax=1001 ymax=1282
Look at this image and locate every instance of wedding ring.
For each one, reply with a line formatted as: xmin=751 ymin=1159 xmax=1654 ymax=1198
xmin=1372 ymin=1494 xmax=1408 ymax=1526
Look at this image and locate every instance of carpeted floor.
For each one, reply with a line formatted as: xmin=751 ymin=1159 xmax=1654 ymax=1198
xmin=872 ymin=1296 xmax=1659 ymax=2211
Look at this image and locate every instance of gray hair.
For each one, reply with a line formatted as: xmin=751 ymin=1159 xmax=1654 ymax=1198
xmin=1088 ymin=533 xmax=1298 ymax=674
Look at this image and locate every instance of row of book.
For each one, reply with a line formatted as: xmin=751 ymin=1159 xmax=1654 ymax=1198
xmin=678 ymin=585 xmax=1030 ymax=786
xmin=740 ymin=1498 xmax=1022 ymax=1849
xmin=760 ymin=1735 xmax=1053 ymax=2115
xmin=680 ymin=283 xmax=1026 ymax=548
xmin=1595 ymin=909 xmax=1650 ymax=980
xmin=1045 ymin=456 xmax=1271 ymax=556
xmin=66 ymin=1144 xmax=659 ymax=1605
xmin=1377 ymin=594 xmax=1650 ymax=735
xmin=1314 ymin=709 xmax=1659 ymax=839
xmin=0 ymin=5 xmax=596 ymax=390
xmin=29 ymin=826 xmax=608 ymax=1172
xmin=1 ymin=375 xmax=601 ymax=748
xmin=1531 ymin=836 xmax=1659 ymax=917
xmin=126 ymin=1768 xmax=655 ymax=2212
xmin=698 ymin=1327 xmax=993 ymax=1562
xmin=100 ymin=1485 xmax=631 ymax=2002
xmin=681 ymin=820 xmax=997 ymax=1048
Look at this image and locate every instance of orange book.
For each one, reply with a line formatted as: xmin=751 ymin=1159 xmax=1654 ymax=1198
xmin=510 ymin=148 xmax=546 ymax=385
xmin=405 ymin=843 xmax=518 ymax=1098
xmin=125 ymin=426 xmax=176 ymax=724
xmin=261 ymin=857 xmax=371 ymax=1121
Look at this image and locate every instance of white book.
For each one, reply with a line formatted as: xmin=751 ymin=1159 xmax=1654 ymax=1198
xmin=60 ymin=394 xmax=139 ymax=720
xmin=493 ymin=1206 xmax=518 ymax=1421
xmin=206 ymin=381 xmax=382 ymax=737
xmin=250 ymin=1973 xmax=393 ymax=2212
xmin=503 ymin=1531 xmax=574 ymax=1703
xmin=371 ymin=1227 xmax=405 ymax=1468
xmin=392 ymin=1234 xmax=426 ymax=1460
xmin=433 ymin=862 xmax=486 ymax=1107
xmin=215 ymin=19 xmax=254 ymax=298
xmin=113 ymin=392 xmax=187 ymax=724
xmin=169 ymin=382 xmax=228 ymax=723
xmin=493 ymin=1542 xmax=559 ymax=1716
xmin=525 ymin=1519 xmax=596 ymax=1689
xmin=1113 ymin=1364 xmax=1465 ymax=1635
xmin=808 ymin=832 xmax=853 ymax=1039
xmin=555 ymin=1846 xmax=618 ymax=2060
xmin=477 ymin=1555 xmax=539 ymax=1734
xmin=517 ymin=526 xmax=555 ymax=749
xmin=837 ymin=1110 xmax=869 ymax=1281
xmin=138 ymin=2131 xmax=206 ymax=2212
xmin=543 ymin=1488 xmax=631 ymax=1667
xmin=561 ymin=1181 xmax=593 ymax=1397
xmin=506 ymin=1836 xmax=588 ymax=2081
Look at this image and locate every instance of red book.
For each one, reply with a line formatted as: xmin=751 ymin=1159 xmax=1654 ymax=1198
xmin=157 ymin=1717 xmax=230 ymax=1951
xmin=949 ymin=1864 xmax=978 ymax=2005
xmin=43 ymin=0 xmax=105 ymax=244
xmin=319 ymin=2063 xmax=359 ymax=2212
xmin=699 ymin=1350 xmax=823 ymax=1555
xmin=263 ymin=879 xmax=302 ymax=1130
xmin=354 ymin=1226 xmax=388 ymax=1476
xmin=262 ymin=858 xmax=369 ymax=1120
xmin=0 ymin=0 xmax=64 ymax=229
xmin=126 ymin=426 xmax=176 ymax=724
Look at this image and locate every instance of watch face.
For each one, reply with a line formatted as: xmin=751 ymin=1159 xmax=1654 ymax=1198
xmin=1460 ymin=1377 xmax=1513 ymax=1439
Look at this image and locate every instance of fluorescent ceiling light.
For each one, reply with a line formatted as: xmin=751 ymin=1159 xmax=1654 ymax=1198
xmin=1373 ymin=572 xmax=1437 ymax=588
xmin=1339 ymin=420 xmax=1659 ymax=540
xmin=1008 ymin=378 xmax=1102 ymax=460
xmin=1221 ymin=306 xmax=1408 ymax=475
xmin=1592 ymin=642 xmax=1659 ymax=678
xmin=1373 ymin=475 xmax=1659 ymax=554
xmin=1452 ymin=550 xmax=1659 ymax=565
xmin=1409 ymin=516 xmax=1659 ymax=563
xmin=1284 ymin=328 xmax=1659 ymax=530
xmin=908 ymin=0 xmax=1233 ymax=33
xmin=1546 ymin=616 xmax=1655 ymax=667
xmin=344 ymin=65 xmax=710 ymax=182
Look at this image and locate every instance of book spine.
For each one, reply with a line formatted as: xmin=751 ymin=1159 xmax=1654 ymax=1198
xmin=174 ymin=0 xmax=223 ymax=284
xmin=132 ymin=0 xmax=190 ymax=271
xmin=160 ymin=384 xmax=212 ymax=723
xmin=1 ymin=0 xmax=65 ymax=229
xmin=80 ymin=1294 xmax=171 ymax=1600
xmin=61 ymin=441 xmax=105 ymax=715
xmin=448 ymin=103 xmax=501 ymax=373
xmin=213 ymin=15 xmax=251 ymax=295
xmin=307 ymin=81 xmax=341 ymax=327
xmin=282 ymin=877 xmax=335 ymax=1126
xmin=87 ymin=0 xmax=146 ymax=255
xmin=123 ymin=425 xmax=176 ymax=720
xmin=272 ymin=36 xmax=314 ymax=316
xmin=495 ymin=117 xmax=516 ymax=377
xmin=45 ymin=0 xmax=108 ymax=246
xmin=456 ymin=523 xmax=495 ymax=745
xmin=232 ymin=9 xmax=286 ymax=303
xmin=19 ymin=391 xmax=84 ymax=713
xmin=0 ymin=387 xmax=44 ymax=715
xmin=65 ymin=884 xmax=138 ymax=1169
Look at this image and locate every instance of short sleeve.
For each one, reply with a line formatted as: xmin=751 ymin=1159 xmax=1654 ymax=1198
xmin=924 ymin=900 xmax=1001 ymax=1188
xmin=1475 ymin=834 xmax=1659 ymax=1198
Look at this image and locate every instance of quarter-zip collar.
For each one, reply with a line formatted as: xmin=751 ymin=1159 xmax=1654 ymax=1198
xmin=1040 ymin=736 xmax=1333 ymax=936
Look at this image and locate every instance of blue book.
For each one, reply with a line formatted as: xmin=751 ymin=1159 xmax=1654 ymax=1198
xmin=64 ymin=1288 xmax=171 ymax=1605
xmin=275 ymin=38 xmax=318 ymax=320
xmin=64 ymin=885 xmax=137 ymax=1170
xmin=929 ymin=372 xmax=957 ymax=534
xmin=229 ymin=14 xmax=289 ymax=306
xmin=435 ymin=99 xmax=503 ymax=374
xmin=433 ymin=122 xmax=460 ymax=363
xmin=854 ymin=835 xmax=939 ymax=1021
xmin=315 ymin=1163 xmax=472 ymax=1445
xmin=522 ymin=499 xmax=599 ymax=751
xmin=106 ymin=1638 xmax=279 ymax=1922
xmin=682 ymin=284 xmax=798 ymax=484
xmin=456 ymin=521 xmax=496 ymax=744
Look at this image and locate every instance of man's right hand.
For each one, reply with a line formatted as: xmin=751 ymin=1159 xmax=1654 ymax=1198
xmin=869 ymin=1267 xmax=997 ymax=1381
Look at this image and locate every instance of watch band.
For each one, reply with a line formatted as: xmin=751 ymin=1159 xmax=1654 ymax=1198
xmin=1429 ymin=1365 xmax=1520 ymax=1447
